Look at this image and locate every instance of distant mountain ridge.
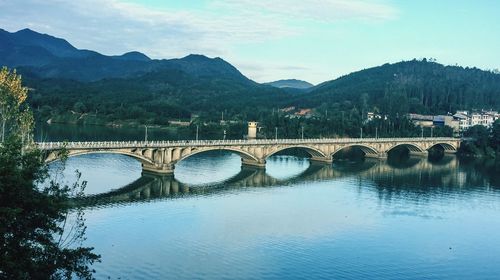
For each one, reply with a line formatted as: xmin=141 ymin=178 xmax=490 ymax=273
xmin=113 ymin=51 xmax=151 ymax=61
xmin=265 ymin=79 xmax=313 ymax=89
xmin=0 ymin=28 xmax=251 ymax=83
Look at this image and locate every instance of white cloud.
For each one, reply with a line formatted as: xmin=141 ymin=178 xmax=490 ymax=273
xmin=213 ymin=0 xmax=398 ymax=22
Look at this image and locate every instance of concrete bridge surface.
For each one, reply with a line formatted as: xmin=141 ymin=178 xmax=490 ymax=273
xmin=37 ymin=137 xmax=460 ymax=175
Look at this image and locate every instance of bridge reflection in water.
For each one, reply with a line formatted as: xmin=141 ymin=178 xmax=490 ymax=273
xmin=77 ymin=156 xmax=497 ymax=207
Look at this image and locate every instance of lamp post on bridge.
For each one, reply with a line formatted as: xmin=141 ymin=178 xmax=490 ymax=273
xmin=275 ymin=127 xmax=278 ymax=140
xmin=196 ymin=125 xmax=199 ymax=141
xmin=360 ymin=128 xmax=363 ymax=139
xmin=144 ymin=125 xmax=148 ymax=142
xmin=375 ymin=127 xmax=378 ymax=139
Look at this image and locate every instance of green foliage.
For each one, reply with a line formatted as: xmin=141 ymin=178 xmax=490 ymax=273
xmin=492 ymin=120 xmax=500 ymax=152
xmin=72 ymin=101 xmax=87 ymax=114
xmin=0 ymin=137 xmax=100 ymax=279
xmin=20 ymin=59 xmax=499 ymax=139
xmin=0 ymin=67 xmax=100 ymax=279
xmin=0 ymin=67 xmax=29 ymax=142
xmin=26 ymin=69 xmax=287 ymax=126
xmin=459 ymin=121 xmax=500 ymax=158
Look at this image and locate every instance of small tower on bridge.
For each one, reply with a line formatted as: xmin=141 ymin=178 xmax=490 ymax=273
xmin=248 ymin=121 xmax=258 ymax=139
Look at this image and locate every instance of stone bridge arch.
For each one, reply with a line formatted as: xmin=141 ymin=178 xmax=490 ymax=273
xmin=44 ymin=149 xmax=155 ymax=165
xmin=173 ymin=146 xmax=260 ymax=165
xmin=331 ymin=144 xmax=380 ymax=158
xmin=137 ymin=145 xmax=268 ymax=174
xmin=384 ymin=143 xmax=426 ymax=155
xmin=263 ymin=145 xmax=328 ymax=160
xmin=428 ymin=142 xmax=458 ymax=152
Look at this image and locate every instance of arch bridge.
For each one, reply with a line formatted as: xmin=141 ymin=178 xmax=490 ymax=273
xmin=38 ymin=137 xmax=460 ymax=175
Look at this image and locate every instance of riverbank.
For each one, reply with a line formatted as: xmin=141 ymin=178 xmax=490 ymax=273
xmin=45 ymin=112 xmax=178 ymax=129
xmin=35 ymin=122 xmax=187 ymax=142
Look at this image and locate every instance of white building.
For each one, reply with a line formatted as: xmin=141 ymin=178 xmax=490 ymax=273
xmin=482 ymin=110 xmax=498 ymax=126
xmin=470 ymin=113 xmax=482 ymax=126
xmin=453 ymin=113 xmax=470 ymax=132
xmin=452 ymin=110 xmax=498 ymax=133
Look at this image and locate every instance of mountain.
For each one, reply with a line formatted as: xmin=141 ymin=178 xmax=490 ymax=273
xmin=114 ymin=51 xmax=151 ymax=61
xmin=0 ymin=28 xmax=286 ymax=126
xmin=166 ymin=54 xmax=251 ymax=82
xmin=0 ymin=28 xmax=251 ymax=83
xmin=1 ymin=28 xmax=83 ymax=58
xmin=265 ymin=79 xmax=313 ymax=89
xmin=291 ymin=59 xmax=500 ymax=115
xmin=3 ymin=28 xmax=499 ymax=128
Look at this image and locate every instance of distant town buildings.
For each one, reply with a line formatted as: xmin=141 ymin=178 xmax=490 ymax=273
xmin=279 ymin=107 xmax=314 ymax=118
xmin=363 ymin=109 xmax=499 ymax=135
xmin=451 ymin=110 xmax=498 ymax=132
xmin=408 ymin=114 xmax=433 ymax=127
xmin=366 ymin=112 xmax=387 ymax=121
xmin=168 ymin=120 xmax=191 ymax=126
xmin=295 ymin=108 xmax=312 ymax=117
xmin=279 ymin=106 xmax=296 ymax=113
xmin=407 ymin=110 xmax=499 ymax=134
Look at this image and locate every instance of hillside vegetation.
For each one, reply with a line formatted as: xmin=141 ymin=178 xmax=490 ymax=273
xmin=2 ymin=28 xmax=500 ymax=137
xmin=293 ymin=59 xmax=500 ymax=116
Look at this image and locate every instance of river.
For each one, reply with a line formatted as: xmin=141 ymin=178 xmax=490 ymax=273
xmin=39 ymin=124 xmax=500 ymax=279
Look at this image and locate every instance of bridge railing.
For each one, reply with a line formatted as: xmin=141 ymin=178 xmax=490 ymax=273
xmin=36 ymin=137 xmax=460 ymax=150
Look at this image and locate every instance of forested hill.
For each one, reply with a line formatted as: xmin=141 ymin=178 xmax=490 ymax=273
xmin=3 ymin=28 xmax=500 ymax=127
xmin=23 ymin=59 xmax=500 ymax=127
xmin=293 ymin=59 xmax=500 ymax=115
xmin=26 ymin=69 xmax=287 ymax=125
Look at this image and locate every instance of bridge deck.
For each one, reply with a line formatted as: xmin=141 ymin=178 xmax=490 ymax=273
xmin=37 ymin=137 xmax=459 ymax=150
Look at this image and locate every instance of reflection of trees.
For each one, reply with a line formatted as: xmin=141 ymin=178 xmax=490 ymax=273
xmin=358 ymin=156 xmax=500 ymax=203
xmin=458 ymin=157 xmax=500 ymax=188
xmin=77 ymin=156 xmax=500 ymax=207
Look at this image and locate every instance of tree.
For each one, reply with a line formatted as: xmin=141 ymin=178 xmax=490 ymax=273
xmin=0 ymin=67 xmax=100 ymax=279
xmin=0 ymin=67 xmax=28 ymax=142
xmin=460 ymin=124 xmax=499 ymax=158
xmin=73 ymin=102 xmax=87 ymax=114
xmin=464 ymin=125 xmax=490 ymax=150
xmin=491 ymin=120 xmax=500 ymax=153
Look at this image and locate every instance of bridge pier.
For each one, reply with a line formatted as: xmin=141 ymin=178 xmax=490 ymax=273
xmin=365 ymin=152 xmax=387 ymax=159
xmin=409 ymin=151 xmax=429 ymax=157
xmin=241 ymin=158 xmax=266 ymax=169
xmin=142 ymin=162 xmax=175 ymax=175
xmin=310 ymin=156 xmax=333 ymax=164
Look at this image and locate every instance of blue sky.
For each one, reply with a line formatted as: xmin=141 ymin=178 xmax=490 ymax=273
xmin=1 ymin=0 xmax=499 ymax=84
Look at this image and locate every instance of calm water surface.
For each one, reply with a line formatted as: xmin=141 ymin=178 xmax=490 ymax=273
xmin=44 ymin=125 xmax=500 ymax=279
